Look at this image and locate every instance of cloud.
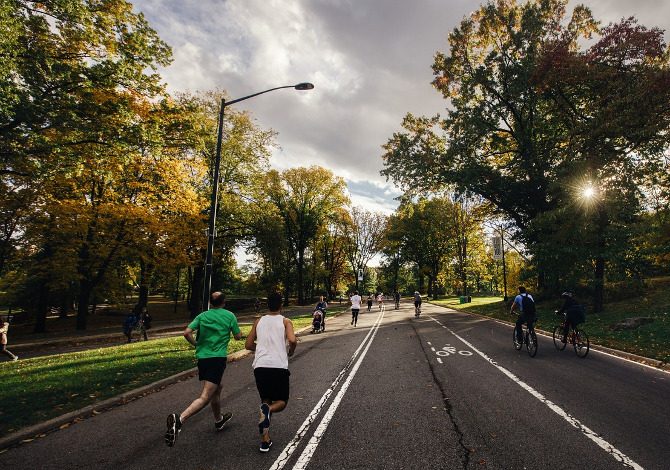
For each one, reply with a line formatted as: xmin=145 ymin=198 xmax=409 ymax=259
xmin=133 ymin=0 xmax=670 ymax=216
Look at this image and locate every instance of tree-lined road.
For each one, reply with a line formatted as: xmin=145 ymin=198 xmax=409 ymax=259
xmin=2 ymin=303 xmax=668 ymax=469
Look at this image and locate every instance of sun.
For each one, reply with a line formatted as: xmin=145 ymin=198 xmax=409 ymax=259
xmin=582 ymin=186 xmax=595 ymax=199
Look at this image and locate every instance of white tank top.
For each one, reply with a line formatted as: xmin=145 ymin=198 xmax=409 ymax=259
xmin=252 ymin=315 xmax=289 ymax=369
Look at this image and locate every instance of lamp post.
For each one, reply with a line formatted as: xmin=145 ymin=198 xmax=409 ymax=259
xmin=202 ymin=82 xmax=314 ymax=311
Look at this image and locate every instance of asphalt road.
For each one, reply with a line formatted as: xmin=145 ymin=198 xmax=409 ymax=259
xmin=1 ymin=302 xmax=668 ymax=469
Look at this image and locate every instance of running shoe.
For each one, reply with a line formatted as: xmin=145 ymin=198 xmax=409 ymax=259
xmin=258 ymin=403 xmax=271 ymax=434
xmin=164 ymin=413 xmax=182 ymax=447
xmin=215 ymin=412 xmax=233 ymax=431
xmin=260 ymin=440 xmax=273 ymax=453
xmin=12 ymin=356 xmax=18 ymax=361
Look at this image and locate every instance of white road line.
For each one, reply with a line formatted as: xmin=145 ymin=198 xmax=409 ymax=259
xmin=428 ymin=315 xmax=644 ymax=470
xmin=437 ymin=358 xmax=443 ymax=364
xmin=292 ymin=310 xmax=386 ymax=470
xmin=269 ymin=310 xmax=385 ymax=470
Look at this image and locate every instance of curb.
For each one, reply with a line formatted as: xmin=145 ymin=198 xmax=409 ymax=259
xmin=0 ymin=320 xmax=323 ymax=452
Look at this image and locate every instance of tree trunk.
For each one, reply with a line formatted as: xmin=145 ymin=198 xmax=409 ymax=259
xmin=33 ymin=283 xmax=50 ymax=333
xmin=76 ymin=280 xmax=92 ymax=330
xmin=186 ymin=266 xmax=193 ymax=307
xmin=136 ymin=259 xmax=152 ymax=311
xmin=296 ymin=248 xmax=305 ymax=305
xmin=189 ymin=265 xmax=204 ymax=319
xmin=593 ymin=256 xmax=605 ymax=313
xmin=58 ymin=287 xmax=72 ymax=319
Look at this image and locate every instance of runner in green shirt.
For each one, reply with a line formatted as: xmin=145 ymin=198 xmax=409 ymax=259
xmin=164 ymin=292 xmax=243 ymax=447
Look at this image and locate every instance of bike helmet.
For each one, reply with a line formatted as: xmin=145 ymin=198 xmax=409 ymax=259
xmin=561 ymin=291 xmax=573 ymax=298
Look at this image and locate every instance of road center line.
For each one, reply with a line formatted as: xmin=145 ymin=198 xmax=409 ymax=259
xmin=269 ymin=310 xmax=385 ymax=470
xmin=291 ymin=310 xmax=386 ymax=470
xmin=427 ymin=315 xmax=644 ymax=470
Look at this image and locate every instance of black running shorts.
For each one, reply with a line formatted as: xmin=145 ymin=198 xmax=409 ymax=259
xmin=254 ymin=367 xmax=290 ymax=403
xmin=197 ymin=357 xmax=227 ymax=385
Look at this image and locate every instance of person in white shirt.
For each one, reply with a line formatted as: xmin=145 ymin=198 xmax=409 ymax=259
xmin=350 ymin=290 xmax=362 ymax=326
xmin=376 ymin=292 xmax=384 ymax=311
xmin=245 ymin=292 xmax=297 ymax=453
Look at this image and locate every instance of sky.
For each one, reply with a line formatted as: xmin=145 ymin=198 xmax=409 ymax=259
xmin=131 ymin=0 xmax=670 ymax=216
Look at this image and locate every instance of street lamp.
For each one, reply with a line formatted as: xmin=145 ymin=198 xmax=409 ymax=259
xmin=202 ymin=82 xmax=314 ymax=311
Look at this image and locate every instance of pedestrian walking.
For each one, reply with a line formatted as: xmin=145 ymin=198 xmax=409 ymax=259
xmin=122 ymin=309 xmax=138 ymax=343
xmin=376 ymin=292 xmax=384 ymax=311
xmin=366 ymin=294 xmax=373 ymax=312
xmin=350 ymin=290 xmax=362 ymax=326
xmin=164 ymin=291 xmax=242 ymax=447
xmin=140 ymin=307 xmax=151 ymax=341
xmin=245 ymin=291 xmax=297 ymax=453
xmin=1 ymin=316 xmax=18 ymax=361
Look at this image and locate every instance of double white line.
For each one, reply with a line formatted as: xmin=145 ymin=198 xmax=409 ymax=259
xmin=269 ymin=309 xmax=386 ymax=470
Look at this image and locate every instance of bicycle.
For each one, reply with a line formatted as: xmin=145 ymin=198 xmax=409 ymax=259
xmin=553 ymin=311 xmax=589 ymax=358
xmin=513 ymin=317 xmax=538 ymax=357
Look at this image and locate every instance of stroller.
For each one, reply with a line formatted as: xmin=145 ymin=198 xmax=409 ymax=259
xmin=311 ymin=309 xmax=323 ymax=334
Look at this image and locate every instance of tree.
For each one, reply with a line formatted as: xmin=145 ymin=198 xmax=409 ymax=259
xmin=382 ymin=0 xmax=670 ymax=310
xmin=316 ymin=208 xmax=351 ymax=299
xmin=264 ymin=167 xmax=349 ymax=304
xmin=0 ymin=0 xmax=174 ymax=330
xmin=343 ymin=207 xmax=386 ymax=292
xmin=386 ymin=197 xmax=457 ymax=299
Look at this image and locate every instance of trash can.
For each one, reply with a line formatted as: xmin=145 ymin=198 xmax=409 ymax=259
xmin=459 ymin=296 xmax=466 ymax=304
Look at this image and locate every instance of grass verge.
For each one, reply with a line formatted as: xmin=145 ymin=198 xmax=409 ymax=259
xmin=430 ymin=294 xmax=670 ymax=364
xmin=0 ymin=315 xmax=314 ymax=436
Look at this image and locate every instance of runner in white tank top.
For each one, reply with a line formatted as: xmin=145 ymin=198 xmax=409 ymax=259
xmin=245 ymin=293 xmax=297 ymax=452
xmin=252 ymin=315 xmax=289 ymax=369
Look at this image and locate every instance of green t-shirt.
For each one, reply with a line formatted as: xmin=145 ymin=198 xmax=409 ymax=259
xmin=188 ymin=308 xmax=241 ymax=359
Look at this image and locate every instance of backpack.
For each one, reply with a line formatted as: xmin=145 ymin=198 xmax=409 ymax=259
xmin=521 ymin=293 xmax=536 ymax=316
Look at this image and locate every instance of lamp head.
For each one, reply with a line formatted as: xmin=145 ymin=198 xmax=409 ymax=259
xmin=294 ymin=82 xmax=314 ymax=90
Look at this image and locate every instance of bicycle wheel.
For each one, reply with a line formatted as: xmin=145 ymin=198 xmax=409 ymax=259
xmin=513 ymin=328 xmax=522 ymax=350
xmin=553 ymin=326 xmax=567 ymax=351
xmin=573 ymin=329 xmax=590 ymax=358
xmin=526 ymin=329 xmax=538 ymax=357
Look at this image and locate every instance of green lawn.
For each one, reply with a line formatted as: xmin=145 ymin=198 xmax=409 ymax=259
xmin=0 ymin=315 xmax=314 ymax=436
xmin=430 ymin=292 xmax=670 ymax=364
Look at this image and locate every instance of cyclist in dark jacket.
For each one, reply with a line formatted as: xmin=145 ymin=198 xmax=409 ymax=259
xmin=558 ymin=291 xmax=585 ymax=343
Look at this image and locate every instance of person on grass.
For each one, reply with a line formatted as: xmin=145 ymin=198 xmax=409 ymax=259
xmin=164 ymin=291 xmax=242 ymax=447
xmin=245 ymin=292 xmax=297 ymax=453
xmin=1 ymin=316 xmax=18 ymax=361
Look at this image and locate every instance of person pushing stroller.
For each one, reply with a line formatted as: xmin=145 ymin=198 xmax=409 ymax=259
xmin=312 ymin=296 xmax=328 ymax=333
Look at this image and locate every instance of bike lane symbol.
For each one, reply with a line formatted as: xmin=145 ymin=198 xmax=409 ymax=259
xmin=428 ymin=342 xmax=472 ymax=363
